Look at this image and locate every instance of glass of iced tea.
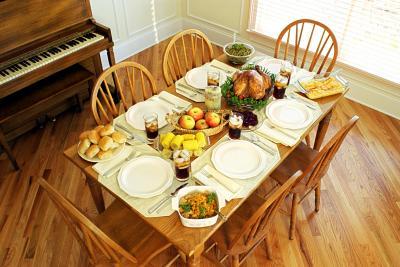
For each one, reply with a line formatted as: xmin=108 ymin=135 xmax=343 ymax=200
xmin=228 ymin=113 xmax=244 ymax=139
xmin=272 ymin=78 xmax=288 ymax=99
xmin=143 ymin=113 xmax=158 ymax=143
xmin=207 ymin=70 xmax=220 ymax=87
xmin=173 ymin=150 xmax=191 ymax=182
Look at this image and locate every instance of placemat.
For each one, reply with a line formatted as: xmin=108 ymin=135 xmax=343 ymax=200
xmin=191 ymin=134 xmax=280 ymax=199
xmin=97 ymin=141 xmax=195 ymax=218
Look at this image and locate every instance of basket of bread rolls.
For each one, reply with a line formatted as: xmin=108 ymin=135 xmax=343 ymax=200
xmin=78 ymin=124 xmax=127 ymax=162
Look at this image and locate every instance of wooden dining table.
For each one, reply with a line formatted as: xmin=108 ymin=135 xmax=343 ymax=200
xmin=63 ymin=53 xmax=347 ymax=266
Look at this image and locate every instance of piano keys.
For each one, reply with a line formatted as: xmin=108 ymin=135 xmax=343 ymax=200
xmin=0 ymin=32 xmax=104 ymax=86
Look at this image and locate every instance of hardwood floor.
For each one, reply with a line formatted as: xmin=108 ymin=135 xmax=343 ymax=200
xmin=1 ymin=38 xmax=400 ymax=267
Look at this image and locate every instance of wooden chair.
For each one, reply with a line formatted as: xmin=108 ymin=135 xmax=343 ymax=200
xmin=91 ymin=61 xmax=158 ymax=125
xmin=162 ymin=29 xmax=214 ymax=86
xmin=0 ymin=130 xmax=19 ymax=170
xmin=205 ymin=171 xmax=303 ymax=266
xmin=274 ymin=19 xmax=338 ymax=74
xmin=269 ymin=116 xmax=359 ymax=240
xmin=37 ymin=178 xmax=180 ymax=266
xmin=275 ymin=19 xmax=339 ymax=147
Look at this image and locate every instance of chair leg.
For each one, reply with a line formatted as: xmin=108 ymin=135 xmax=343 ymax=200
xmin=289 ymin=193 xmax=299 ymax=240
xmin=315 ymin=183 xmax=321 ymax=212
xmin=264 ymin=238 xmax=272 ymax=260
xmin=232 ymin=255 xmax=240 ymax=267
xmin=305 ymin=134 xmax=312 ymax=147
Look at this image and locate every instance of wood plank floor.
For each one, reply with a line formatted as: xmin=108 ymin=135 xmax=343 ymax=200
xmin=1 ymin=38 xmax=400 ymax=267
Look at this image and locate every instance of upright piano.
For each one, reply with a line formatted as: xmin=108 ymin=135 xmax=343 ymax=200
xmin=0 ymin=0 xmax=115 ymax=142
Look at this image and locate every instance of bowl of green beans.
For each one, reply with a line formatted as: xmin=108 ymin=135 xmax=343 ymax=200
xmin=223 ymin=42 xmax=255 ymax=65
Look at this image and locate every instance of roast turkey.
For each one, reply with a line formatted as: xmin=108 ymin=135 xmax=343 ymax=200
xmin=232 ymin=65 xmax=272 ymax=100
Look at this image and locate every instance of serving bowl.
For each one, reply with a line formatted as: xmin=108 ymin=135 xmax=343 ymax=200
xmin=171 ymin=186 xmax=225 ymax=228
xmin=223 ymin=42 xmax=255 ymax=65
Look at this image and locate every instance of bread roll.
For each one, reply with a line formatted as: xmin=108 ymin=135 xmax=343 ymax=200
xmin=99 ymin=124 xmax=114 ymax=136
xmin=94 ymin=125 xmax=104 ymax=133
xmin=99 ymin=136 xmax=114 ymax=151
xmin=88 ymin=130 xmax=100 ymax=144
xmin=78 ymin=138 xmax=91 ymax=154
xmin=86 ymin=144 xmax=100 ymax=158
xmin=79 ymin=130 xmax=91 ymax=141
xmin=97 ymin=150 xmax=113 ymax=160
xmin=111 ymin=131 xmax=127 ymax=144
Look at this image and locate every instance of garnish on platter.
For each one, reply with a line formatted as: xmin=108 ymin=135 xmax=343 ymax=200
xmin=221 ymin=64 xmax=275 ymax=111
xmin=166 ymin=106 xmax=230 ymax=136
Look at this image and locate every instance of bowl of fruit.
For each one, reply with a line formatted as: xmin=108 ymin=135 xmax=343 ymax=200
xmin=166 ymin=107 xmax=231 ymax=136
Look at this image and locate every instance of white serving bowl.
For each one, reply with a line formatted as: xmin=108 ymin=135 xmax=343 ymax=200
xmin=223 ymin=42 xmax=255 ymax=64
xmin=171 ymin=186 xmax=225 ymax=228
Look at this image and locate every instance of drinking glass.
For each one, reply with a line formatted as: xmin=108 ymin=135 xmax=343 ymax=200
xmin=207 ymin=70 xmax=220 ymax=87
xmin=228 ymin=113 xmax=244 ymax=139
xmin=143 ymin=113 xmax=158 ymax=143
xmin=273 ymin=61 xmax=293 ymax=99
xmin=173 ymin=150 xmax=191 ymax=182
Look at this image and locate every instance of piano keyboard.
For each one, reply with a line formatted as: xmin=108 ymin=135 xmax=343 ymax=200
xmin=0 ymin=32 xmax=104 ymax=86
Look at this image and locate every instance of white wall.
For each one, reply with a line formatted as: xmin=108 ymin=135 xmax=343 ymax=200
xmin=90 ymin=0 xmax=182 ymax=67
xmin=90 ymin=0 xmax=400 ymax=120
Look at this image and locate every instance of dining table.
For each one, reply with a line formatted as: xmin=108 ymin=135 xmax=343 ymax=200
xmin=63 ymin=52 xmax=347 ymax=266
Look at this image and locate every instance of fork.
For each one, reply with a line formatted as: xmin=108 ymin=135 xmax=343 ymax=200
xmin=244 ymin=134 xmax=276 ymax=155
xmin=157 ymin=95 xmax=187 ymax=111
xmin=103 ymin=151 xmax=139 ymax=178
xmin=263 ymin=120 xmax=297 ymax=140
xmin=176 ymin=87 xmax=196 ymax=97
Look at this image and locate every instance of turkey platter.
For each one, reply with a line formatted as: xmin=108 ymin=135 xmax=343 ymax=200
xmin=232 ymin=65 xmax=272 ymax=100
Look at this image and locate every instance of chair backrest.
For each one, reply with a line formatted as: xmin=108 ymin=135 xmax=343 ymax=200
xmin=304 ymin=115 xmax=359 ymax=189
xmin=274 ymin=19 xmax=339 ymax=74
xmin=91 ymin=61 xmax=157 ymax=125
xmin=37 ymin=178 xmax=137 ymax=266
xmin=228 ymin=170 xmax=303 ymax=250
xmin=162 ymin=29 xmax=214 ymax=86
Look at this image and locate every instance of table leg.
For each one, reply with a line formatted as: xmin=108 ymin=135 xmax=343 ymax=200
xmin=313 ymin=110 xmax=333 ymax=150
xmin=187 ymin=243 xmax=204 ymax=267
xmin=86 ymin=176 xmax=105 ymax=213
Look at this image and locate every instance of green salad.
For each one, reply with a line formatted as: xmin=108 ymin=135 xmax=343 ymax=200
xmin=226 ymin=43 xmax=252 ymax=56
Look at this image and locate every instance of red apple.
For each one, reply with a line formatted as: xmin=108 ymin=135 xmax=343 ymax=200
xmin=205 ymin=112 xmax=221 ymax=128
xmin=187 ymin=107 xmax=204 ymax=121
xmin=179 ymin=115 xmax=195 ymax=129
xmin=195 ymin=119 xmax=209 ymax=130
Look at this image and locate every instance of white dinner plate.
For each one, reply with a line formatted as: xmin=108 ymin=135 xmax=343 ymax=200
xmin=78 ymin=142 xmax=125 ymax=163
xmin=185 ymin=67 xmax=227 ymax=89
xmin=211 ymin=140 xmax=267 ymax=179
xmin=117 ymin=155 xmax=173 ymax=198
xmin=266 ymin=99 xmax=313 ymax=130
xmin=125 ymin=100 xmax=171 ymax=130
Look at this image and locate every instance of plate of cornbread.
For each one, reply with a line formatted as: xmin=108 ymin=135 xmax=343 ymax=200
xmin=77 ymin=124 xmax=127 ymax=162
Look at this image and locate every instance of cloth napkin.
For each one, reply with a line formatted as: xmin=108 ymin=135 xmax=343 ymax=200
xmin=92 ymin=145 xmax=140 ymax=176
xmin=156 ymin=91 xmax=192 ymax=111
xmin=208 ymin=59 xmax=238 ymax=74
xmin=175 ymin=79 xmax=205 ymax=102
xmin=256 ymin=101 xmax=322 ymax=147
xmin=193 ymin=164 xmax=242 ymax=201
